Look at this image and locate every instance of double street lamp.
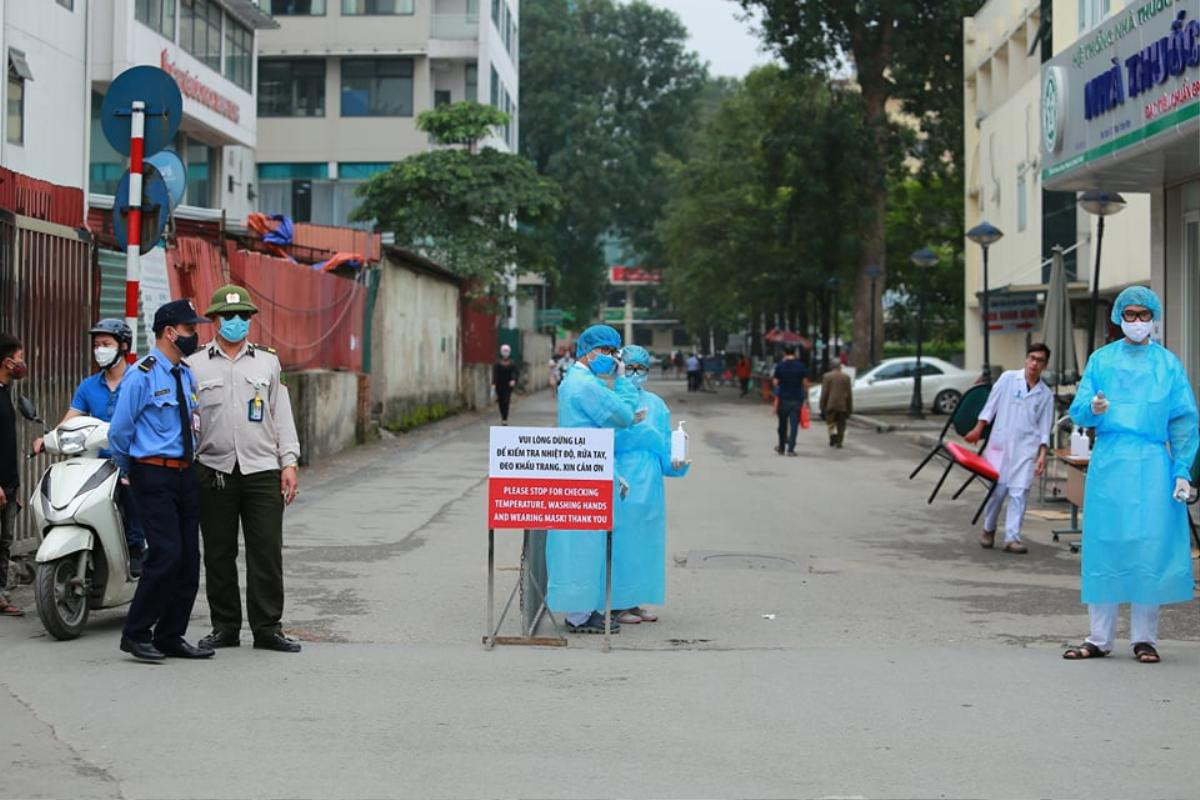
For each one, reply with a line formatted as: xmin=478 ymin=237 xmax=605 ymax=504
xmin=966 ymin=221 xmax=1004 ymax=385
xmin=909 ymin=247 xmax=939 ymax=418
xmin=1078 ymin=190 xmax=1128 ymax=357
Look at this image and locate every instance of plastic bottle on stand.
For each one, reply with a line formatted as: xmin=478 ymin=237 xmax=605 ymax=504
xmin=1070 ymin=427 xmax=1090 ymax=458
xmin=671 ymin=421 xmax=688 ymax=463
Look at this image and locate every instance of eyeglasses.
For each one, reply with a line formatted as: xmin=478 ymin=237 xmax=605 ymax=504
xmin=1026 ymin=354 xmax=1048 ymax=365
xmin=1121 ymin=308 xmax=1153 ymax=322
xmin=626 ymin=365 xmax=649 ymax=375
xmin=594 ymin=346 xmax=617 ymax=356
xmin=219 ymin=311 xmax=253 ymax=321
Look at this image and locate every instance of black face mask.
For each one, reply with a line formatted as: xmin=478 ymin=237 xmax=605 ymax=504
xmin=173 ymin=333 xmax=200 ymax=357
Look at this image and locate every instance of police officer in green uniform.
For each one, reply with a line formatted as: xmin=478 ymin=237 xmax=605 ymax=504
xmin=191 ymin=285 xmax=302 ymax=653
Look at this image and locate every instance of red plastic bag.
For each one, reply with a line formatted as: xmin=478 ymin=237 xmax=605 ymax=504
xmin=800 ymin=404 xmax=811 ymax=430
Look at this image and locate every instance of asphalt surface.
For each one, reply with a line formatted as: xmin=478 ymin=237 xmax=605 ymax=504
xmin=2 ymin=376 xmax=1198 ymax=799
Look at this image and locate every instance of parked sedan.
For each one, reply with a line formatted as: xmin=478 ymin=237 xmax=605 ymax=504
xmin=808 ymin=356 xmax=977 ymax=416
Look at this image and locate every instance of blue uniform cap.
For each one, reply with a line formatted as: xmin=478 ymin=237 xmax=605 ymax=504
xmin=575 ymin=324 xmax=622 ymax=357
xmin=152 ymin=299 xmax=209 ymax=332
xmin=1110 ymin=285 xmax=1162 ymax=324
xmin=621 ymin=345 xmax=651 ymax=367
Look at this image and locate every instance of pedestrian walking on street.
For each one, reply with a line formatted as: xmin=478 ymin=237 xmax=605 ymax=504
xmin=1063 ymin=287 xmax=1198 ymax=664
xmin=772 ymin=345 xmax=809 ymax=456
xmin=492 ymin=344 xmax=518 ymax=425
xmin=0 ymin=333 xmax=27 ymax=617
xmin=686 ymin=352 xmax=701 ymax=392
xmin=736 ymin=355 xmax=752 ymax=398
xmin=610 ymin=346 xmax=690 ymax=626
xmin=108 ymin=300 xmax=213 ymax=663
xmin=546 ymin=324 xmax=643 ymax=635
xmin=963 ymin=343 xmax=1054 ymax=554
xmin=673 ymin=350 xmax=685 ymax=380
xmin=819 ymin=361 xmax=853 ymax=448
xmin=191 ymin=286 xmax=303 ymax=654
xmin=32 ymin=320 xmax=147 ymax=576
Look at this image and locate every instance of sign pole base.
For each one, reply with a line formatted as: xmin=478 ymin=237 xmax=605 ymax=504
xmin=483 ymin=528 xmax=568 ymax=649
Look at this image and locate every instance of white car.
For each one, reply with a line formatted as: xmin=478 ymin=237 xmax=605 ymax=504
xmin=808 ymin=356 xmax=978 ymax=416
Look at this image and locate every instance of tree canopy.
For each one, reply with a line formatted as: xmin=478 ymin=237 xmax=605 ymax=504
xmin=520 ymin=0 xmax=707 ymax=321
xmin=352 ymin=103 xmax=561 ymax=287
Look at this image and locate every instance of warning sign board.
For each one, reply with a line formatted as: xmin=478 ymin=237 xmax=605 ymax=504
xmin=488 ymin=427 xmax=615 ymax=530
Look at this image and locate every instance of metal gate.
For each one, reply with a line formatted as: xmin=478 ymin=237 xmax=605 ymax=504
xmin=0 ymin=211 xmax=95 ymax=558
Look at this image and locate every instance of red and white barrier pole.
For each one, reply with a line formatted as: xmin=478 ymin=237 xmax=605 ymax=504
xmin=125 ymin=100 xmax=146 ymax=363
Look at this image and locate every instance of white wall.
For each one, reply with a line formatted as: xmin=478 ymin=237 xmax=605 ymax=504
xmin=372 ymin=256 xmax=462 ymax=426
xmin=1 ymin=1 xmax=89 ymax=190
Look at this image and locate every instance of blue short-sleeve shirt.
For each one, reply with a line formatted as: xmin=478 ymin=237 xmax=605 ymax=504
xmin=70 ymin=372 xmax=120 ymax=422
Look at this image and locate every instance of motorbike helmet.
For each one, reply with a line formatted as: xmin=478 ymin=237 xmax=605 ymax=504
xmin=88 ymin=318 xmax=133 ymax=350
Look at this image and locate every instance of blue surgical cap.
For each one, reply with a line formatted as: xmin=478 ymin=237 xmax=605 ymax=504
xmin=576 ymin=324 xmax=622 ymax=357
xmin=1110 ymin=285 xmax=1162 ymax=325
xmin=621 ymin=345 xmax=651 ymax=367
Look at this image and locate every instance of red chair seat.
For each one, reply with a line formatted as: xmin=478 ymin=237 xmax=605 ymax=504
xmin=945 ymin=442 xmax=999 ymax=482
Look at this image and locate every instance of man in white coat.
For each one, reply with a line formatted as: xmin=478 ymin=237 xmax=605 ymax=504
xmin=963 ymin=343 xmax=1054 ymax=553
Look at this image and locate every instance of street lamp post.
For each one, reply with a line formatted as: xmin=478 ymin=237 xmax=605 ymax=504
xmin=966 ymin=221 xmax=1004 ymax=385
xmin=865 ymin=264 xmax=883 ymax=365
xmin=1078 ymin=190 xmax=1128 ymax=358
xmin=909 ymin=247 xmax=939 ymax=418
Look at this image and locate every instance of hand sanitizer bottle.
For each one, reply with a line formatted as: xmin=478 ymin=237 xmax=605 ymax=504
xmin=671 ymin=421 xmax=688 ymax=463
xmin=1070 ymin=427 xmax=1090 ymax=458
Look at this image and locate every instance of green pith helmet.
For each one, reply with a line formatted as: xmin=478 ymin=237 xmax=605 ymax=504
xmin=205 ymin=284 xmax=259 ymax=316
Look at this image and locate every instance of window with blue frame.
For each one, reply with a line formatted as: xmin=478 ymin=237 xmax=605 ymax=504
xmin=341 ymin=58 xmax=413 ymax=117
xmin=186 ymin=138 xmax=213 ymax=207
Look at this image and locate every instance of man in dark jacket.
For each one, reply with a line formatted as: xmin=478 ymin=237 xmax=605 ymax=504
xmin=492 ymin=344 xmax=518 ymax=425
xmin=0 ymin=333 xmax=27 ymax=616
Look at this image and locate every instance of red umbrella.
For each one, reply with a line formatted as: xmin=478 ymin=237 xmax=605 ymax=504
xmin=764 ymin=328 xmax=812 ymax=349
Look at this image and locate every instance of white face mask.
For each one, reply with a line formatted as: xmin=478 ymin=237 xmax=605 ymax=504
xmin=94 ymin=346 xmax=120 ymax=368
xmin=1121 ymin=320 xmax=1153 ymax=343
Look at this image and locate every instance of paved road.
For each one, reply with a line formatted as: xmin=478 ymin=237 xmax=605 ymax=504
xmin=2 ymin=377 xmax=1198 ymax=799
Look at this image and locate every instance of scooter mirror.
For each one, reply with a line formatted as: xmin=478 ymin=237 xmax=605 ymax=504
xmin=17 ymin=396 xmax=42 ymax=424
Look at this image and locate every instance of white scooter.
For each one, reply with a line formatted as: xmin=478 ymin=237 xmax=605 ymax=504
xmin=18 ymin=398 xmax=137 ymax=640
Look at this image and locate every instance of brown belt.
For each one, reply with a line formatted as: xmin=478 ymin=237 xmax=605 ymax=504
xmin=134 ymin=456 xmax=193 ymax=470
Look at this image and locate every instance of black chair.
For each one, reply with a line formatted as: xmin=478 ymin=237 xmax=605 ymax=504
xmin=910 ymin=383 xmax=992 ymax=506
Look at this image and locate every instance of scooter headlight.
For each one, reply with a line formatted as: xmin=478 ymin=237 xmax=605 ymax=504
xmin=58 ymin=429 xmax=88 ymax=455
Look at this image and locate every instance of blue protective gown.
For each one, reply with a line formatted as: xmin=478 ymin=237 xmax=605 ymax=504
xmin=1069 ymin=340 xmax=1199 ymax=605
xmin=545 ymin=363 xmax=639 ymax=612
xmin=611 ymin=389 xmax=690 ymax=608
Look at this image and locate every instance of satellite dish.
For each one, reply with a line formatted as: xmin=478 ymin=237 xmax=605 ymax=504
xmin=100 ymin=66 xmax=183 ymax=158
xmin=112 ymin=166 xmax=172 ymax=254
xmin=146 ymin=150 xmax=187 ymax=211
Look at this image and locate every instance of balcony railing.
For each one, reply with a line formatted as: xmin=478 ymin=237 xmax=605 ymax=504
xmin=431 ymin=13 xmax=479 ymax=40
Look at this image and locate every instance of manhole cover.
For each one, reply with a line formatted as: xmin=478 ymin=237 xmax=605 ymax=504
xmin=684 ymin=550 xmax=804 ymax=571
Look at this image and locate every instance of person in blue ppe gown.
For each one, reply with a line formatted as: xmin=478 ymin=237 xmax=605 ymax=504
xmin=1064 ymin=286 xmax=1198 ymax=664
xmin=545 ymin=325 xmax=643 ymax=634
xmin=610 ymin=346 xmax=690 ymax=626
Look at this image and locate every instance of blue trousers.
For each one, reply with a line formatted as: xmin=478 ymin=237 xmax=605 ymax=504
xmin=122 ymin=463 xmax=200 ymax=644
xmin=777 ymin=400 xmax=801 ymax=452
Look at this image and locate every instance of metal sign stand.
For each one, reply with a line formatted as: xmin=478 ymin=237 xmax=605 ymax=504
xmin=484 ymin=528 xmax=614 ymax=651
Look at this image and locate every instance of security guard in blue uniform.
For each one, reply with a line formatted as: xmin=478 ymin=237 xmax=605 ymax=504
xmin=109 ymin=299 xmax=213 ymax=663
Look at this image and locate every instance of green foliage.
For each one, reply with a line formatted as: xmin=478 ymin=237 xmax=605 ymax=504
xmin=520 ymin=0 xmax=707 ymax=322
xmin=417 ymin=102 xmax=510 ymax=149
xmin=883 ymin=341 xmax=964 ymax=362
xmin=384 ymin=401 xmax=460 ymax=434
xmin=352 ymin=103 xmax=561 ymax=286
xmin=658 ymin=66 xmax=874 ymax=336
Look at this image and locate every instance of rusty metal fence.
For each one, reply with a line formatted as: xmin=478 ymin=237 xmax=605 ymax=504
xmin=0 ymin=211 xmax=95 ymax=558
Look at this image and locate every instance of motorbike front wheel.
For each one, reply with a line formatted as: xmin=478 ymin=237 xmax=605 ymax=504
xmin=35 ymin=555 xmax=90 ymax=640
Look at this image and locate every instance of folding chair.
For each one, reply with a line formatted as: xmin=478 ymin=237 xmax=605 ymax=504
xmin=909 ymin=383 xmax=992 ymax=496
xmin=940 ymin=442 xmax=1000 ymax=524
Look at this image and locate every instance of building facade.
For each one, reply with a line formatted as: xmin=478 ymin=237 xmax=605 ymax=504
xmin=4 ymin=0 xmax=272 ymax=221
xmin=963 ymin=0 xmax=1157 ymax=376
xmin=253 ymin=0 xmax=519 ymax=228
xmin=1042 ymin=0 xmax=1200 ymax=383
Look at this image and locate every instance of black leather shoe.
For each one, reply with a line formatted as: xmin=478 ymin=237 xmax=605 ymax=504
xmin=198 ymin=630 xmax=241 ymax=649
xmin=153 ymin=638 xmax=215 ymax=659
xmin=120 ymin=637 xmax=165 ymax=662
xmin=253 ymin=632 xmax=302 ymax=653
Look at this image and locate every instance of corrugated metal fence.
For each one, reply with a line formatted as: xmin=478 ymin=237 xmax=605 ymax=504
xmin=163 ymin=236 xmax=366 ymax=372
xmin=0 ymin=212 xmax=94 ymax=557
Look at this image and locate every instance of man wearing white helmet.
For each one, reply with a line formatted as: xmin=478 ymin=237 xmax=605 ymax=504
xmin=492 ymin=344 xmax=518 ymax=425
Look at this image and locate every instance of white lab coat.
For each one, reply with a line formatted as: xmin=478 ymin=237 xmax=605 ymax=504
xmin=978 ymin=369 xmax=1054 ymax=491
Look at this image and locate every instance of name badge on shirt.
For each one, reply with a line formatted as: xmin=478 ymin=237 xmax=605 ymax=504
xmin=192 ymin=410 xmax=201 ymax=434
xmin=248 ymin=393 xmax=264 ymax=423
